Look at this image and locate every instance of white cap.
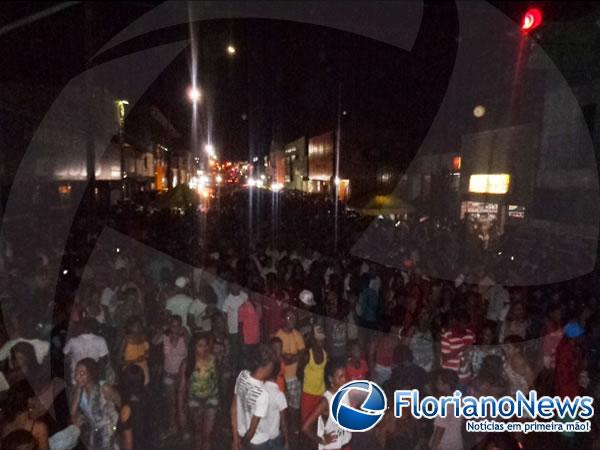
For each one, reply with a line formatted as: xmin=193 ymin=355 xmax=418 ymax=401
xmin=299 ymin=290 xmax=316 ymax=307
xmin=175 ymin=276 xmax=189 ymax=289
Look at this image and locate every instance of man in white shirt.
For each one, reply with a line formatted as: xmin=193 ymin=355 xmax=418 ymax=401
xmin=63 ymin=319 xmax=109 ymax=383
xmin=165 ymin=277 xmax=203 ymax=331
xmin=484 ymin=280 xmax=510 ymax=324
xmin=190 ymin=295 xmax=218 ymax=333
xmin=261 ymin=378 xmax=288 ymax=449
xmin=223 ymin=280 xmax=248 ymax=370
xmin=231 ymin=345 xmax=275 ymax=450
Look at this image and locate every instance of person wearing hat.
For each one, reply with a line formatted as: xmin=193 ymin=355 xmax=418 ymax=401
xmin=555 ymin=321 xmax=585 ymax=399
xmin=297 ymin=290 xmax=317 ymax=338
xmin=165 ymin=276 xmax=203 ymax=331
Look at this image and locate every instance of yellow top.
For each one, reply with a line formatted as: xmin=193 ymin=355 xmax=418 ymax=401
xmin=303 ymin=348 xmax=327 ymax=396
xmin=124 ymin=340 xmax=149 ymax=363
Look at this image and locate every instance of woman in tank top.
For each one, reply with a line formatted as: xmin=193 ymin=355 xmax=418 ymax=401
xmin=301 ymin=327 xmax=328 ymax=424
xmin=302 ymin=360 xmax=352 ymax=450
xmin=177 ymin=333 xmax=219 ymax=450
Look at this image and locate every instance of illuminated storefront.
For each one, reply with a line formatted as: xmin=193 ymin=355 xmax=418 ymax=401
xmin=308 ymin=131 xmax=335 ymax=193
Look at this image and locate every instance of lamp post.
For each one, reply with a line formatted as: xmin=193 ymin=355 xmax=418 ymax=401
xmin=116 ymin=99 xmax=129 ymax=200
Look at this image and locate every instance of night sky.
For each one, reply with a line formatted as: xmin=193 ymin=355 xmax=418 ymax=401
xmin=1 ymin=1 xmax=597 ymax=164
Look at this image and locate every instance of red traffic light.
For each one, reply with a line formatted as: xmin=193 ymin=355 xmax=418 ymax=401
xmin=521 ymin=8 xmax=542 ymax=32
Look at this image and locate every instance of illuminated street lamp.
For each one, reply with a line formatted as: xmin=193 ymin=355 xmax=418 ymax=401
xmin=247 ymin=177 xmax=256 ymax=187
xmin=473 ymin=105 xmax=486 ymax=118
xmin=188 ymin=86 xmax=202 ymax=103
xmin=205 ymin=144 xmax=215 ymax=156
xmin=227 ymin=44 xmax=237 ymax=55
xmin=215 ymin=175 xmax=223 ymax=184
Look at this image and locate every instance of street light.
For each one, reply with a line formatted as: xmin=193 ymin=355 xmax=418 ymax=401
xmin=188 ymin=86 xmax=202 ymax=103
xmin=215 ymin=175 xmax=223 ymax=184
xmin=473 ymin=105 xmax=486 ymax=118
xmin=227 ymin=44 xmax=236 ymax=55
xmin=205 ymin=144 xmax=215 ymax=156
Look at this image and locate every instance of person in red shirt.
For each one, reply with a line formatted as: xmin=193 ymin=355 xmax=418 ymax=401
xmin=555 ymin=322 xmax=584 ymax=399
xmin=542 ymin=304 xmax=563 ymax=369
xmin=263 ymin=283 xmax=287 ymax=337
xmin=239 ymin=294 xmax=262 ymax=365
xmin=346 ymin=340 xmax=369 ymax=381
xmin=440 ymin=310 xmax=475 ymax=379
xmin=368 ymin=322 xmax=398 ymax=385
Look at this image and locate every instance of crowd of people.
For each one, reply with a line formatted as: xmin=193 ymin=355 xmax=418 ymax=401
xmin=0 ymin=189 xmax=600 ymax=450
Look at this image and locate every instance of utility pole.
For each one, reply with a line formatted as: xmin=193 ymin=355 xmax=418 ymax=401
xmin=116 ymin=100 xmax=128 ymax=200
xmin=84 ymin=3 xmax=96 ymax=215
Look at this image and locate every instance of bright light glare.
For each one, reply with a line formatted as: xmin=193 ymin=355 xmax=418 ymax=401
xmin=271 ymin=183 xmax=283 ymax=192
xmin=202 ymin=190 xmax=210 ymax=198
xmin=334 ymin=177 xmax=341 ymax=186
xmin=260 ymin=174 xmax=266 ymax=180
xmin=521 ymin=8 xmax=542 ymax=32
xmin=227 ymin=45 xmax=236 ymax=55
xmin=188 ymin=87 xmax=202 ymax=103
xmin=205 ymin=144 xmax=215 ymax=156
xmin=473 ymin=105 xmax=486 ymax=118
xmin=216 ymin=175 xmax=223 ymax=184
xmin=469 ymin=174 xmax=511 ymax=194
xmin=247 ymin=178 xmax=256 ymax=187
xmin=256 ymin=179 xmax=264 ymax=188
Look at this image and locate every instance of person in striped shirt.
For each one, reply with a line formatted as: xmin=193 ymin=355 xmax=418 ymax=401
xmin=439 ymin=310 xmax=475 ymax=381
